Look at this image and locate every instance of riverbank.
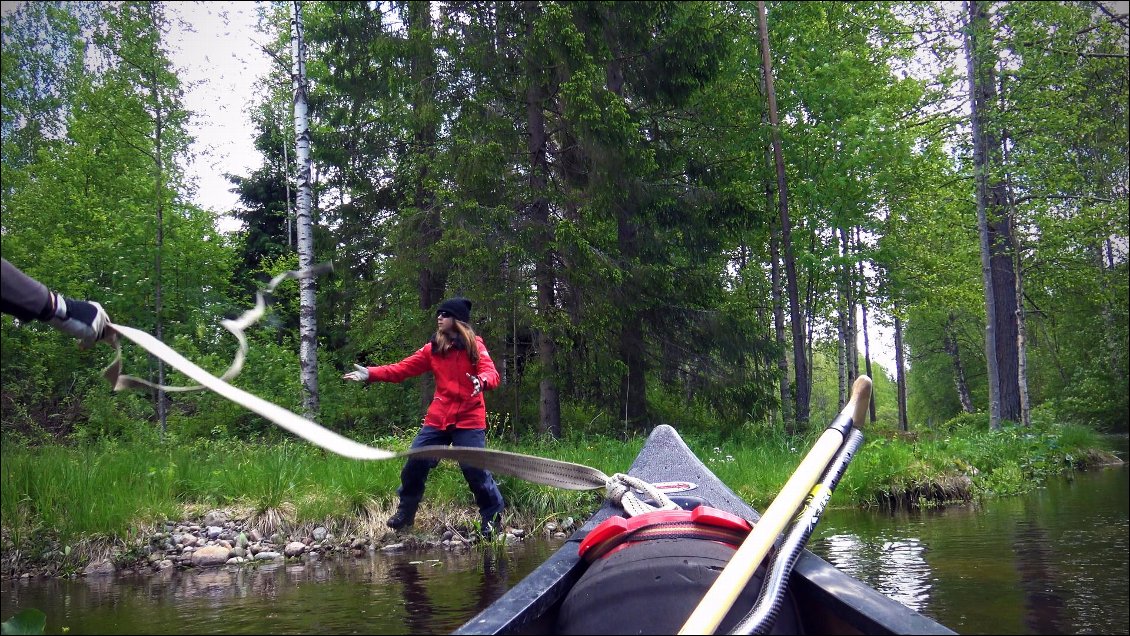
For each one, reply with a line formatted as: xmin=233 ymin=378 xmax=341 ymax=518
xmin=5 ymin=453 xmax=1123 ymax=582
xmin=3 ymin=422 xmax=1121 ymax=580
xmin=1 ymin=502 xmax=571 ymax=581
xmin=5 ymin=461 xmax=1125 ymax=636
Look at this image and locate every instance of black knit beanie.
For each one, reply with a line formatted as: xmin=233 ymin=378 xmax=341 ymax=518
xmin=437 ymin=297 xmax=472 ymax=323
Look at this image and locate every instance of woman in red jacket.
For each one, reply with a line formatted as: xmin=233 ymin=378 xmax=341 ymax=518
xmin=343 ymin=297 xmax=505 ymax=538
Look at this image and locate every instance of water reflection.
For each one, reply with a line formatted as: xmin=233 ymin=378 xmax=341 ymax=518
xmin=817 ymin=533 xmax=933 ymax=611
xmin=1012 ymin=517 xmax=1067 ymax=634
xmin=0 ymin=540 xmax=561 ymax=635
xmin=810 ymin=456 xmax=1129 ymax=636
xmin=391 ymin=560 xmax=434 ymax=634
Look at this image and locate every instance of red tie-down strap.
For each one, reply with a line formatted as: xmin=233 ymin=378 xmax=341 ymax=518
xmin=579 ymin=505 xmax=753 ymax=562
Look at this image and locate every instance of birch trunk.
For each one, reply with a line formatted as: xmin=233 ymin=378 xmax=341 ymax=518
xmin=1014 ymin=233 xmax=1031 ymax=427
xmin=894 ymin=315 xmax=909 ymax=432
xmin=836 ymin=229 xmax=848 ymax=409
xmin=944 ymin=313 xmax=976 ymax=413
xmin=856 ymin=228 xmax=876 ymax=422
xmin=842 ymin=226 xmax=859 ymax=383
xmin=1001 ymin=112 xmax=1031 ymax=428
xmin=770 ymin=198 xmax=793 ymax=433
xmin=291 ymin=1 xmax=318 ymax=419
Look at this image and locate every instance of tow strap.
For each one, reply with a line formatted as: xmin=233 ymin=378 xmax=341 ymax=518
xmin=98 ymin=265 xmax=677 ymax=516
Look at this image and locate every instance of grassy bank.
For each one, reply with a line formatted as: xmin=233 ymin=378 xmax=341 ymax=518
xmin=1 ymin=418 xmax=1119 ymax=573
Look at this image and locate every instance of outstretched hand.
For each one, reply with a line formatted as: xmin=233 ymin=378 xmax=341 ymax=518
xmin=468 ymin=373 xmax=482 ymax=397
xmin=343 ymin=364 xmax=368 ymax=382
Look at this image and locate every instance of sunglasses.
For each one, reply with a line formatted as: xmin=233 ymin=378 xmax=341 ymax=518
xmin=437 ymin=310 xmax=454 ymax=319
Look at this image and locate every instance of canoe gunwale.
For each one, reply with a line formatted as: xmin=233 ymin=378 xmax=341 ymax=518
xmin=453 ymin=424 xmax=956 ymax=636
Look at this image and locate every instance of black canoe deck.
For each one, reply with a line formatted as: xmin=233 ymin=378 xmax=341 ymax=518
xmin=454 ymin=424 xmax=956 ymax=635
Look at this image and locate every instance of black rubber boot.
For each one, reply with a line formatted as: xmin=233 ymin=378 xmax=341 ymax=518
xmin=387 ymin=506 xmax=416 ymax=530
xmin=480 ymin=513 xmax=499 ymax=540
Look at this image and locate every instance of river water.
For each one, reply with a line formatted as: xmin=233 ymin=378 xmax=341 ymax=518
xmin=808 ymin=454 xmax=1129 ymax=635
xmin=2 ymin=442 xmax=1126 ymax=635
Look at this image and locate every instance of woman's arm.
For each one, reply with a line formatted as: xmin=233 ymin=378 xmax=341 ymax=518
xmin=369 ymin=344 xmax=433 ymax=383
xmin=471 ymin=338 xmax=500 ymax=391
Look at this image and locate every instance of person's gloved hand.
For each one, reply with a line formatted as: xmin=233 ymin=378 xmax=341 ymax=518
xmin=468 ymin=373 xmax=483 ymax=397
xmin=343 ymin=364 xmax=369 ymax=382
xmin=47 ymin=294 xmax=115 ymax=348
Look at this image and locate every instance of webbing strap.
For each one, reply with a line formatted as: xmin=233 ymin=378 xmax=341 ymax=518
xmin=104 ymin=264 xmax=332 ymax=393
xmin=105 ymin=322 xmax=614 ymax=489
xmin=95 ymin=265 xmax=673 ymax=513
xmin=107 ymin=323 xmax=395 ymax=460
xmin=403 ymin=445 xmax=610 ymax=491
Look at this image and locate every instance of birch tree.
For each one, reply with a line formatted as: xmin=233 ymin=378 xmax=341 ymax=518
xmin=291 ymin=0 xmax=318 ymax=418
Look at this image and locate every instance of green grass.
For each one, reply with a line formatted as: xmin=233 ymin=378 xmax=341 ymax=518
xmin=0 ymin=420 xmax=1112 ymax=553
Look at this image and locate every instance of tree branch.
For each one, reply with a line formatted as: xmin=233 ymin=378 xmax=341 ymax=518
xmin=1013 ymin=193 xmax=1115 ymax=206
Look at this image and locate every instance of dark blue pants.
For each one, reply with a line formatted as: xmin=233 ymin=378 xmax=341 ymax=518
xmin=397 ymin=426 xmax=505 ymax=523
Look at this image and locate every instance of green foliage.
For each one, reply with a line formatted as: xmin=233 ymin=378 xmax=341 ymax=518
xmin=974 ymin=460 xmax=1026 ymax=497
xmin=1 ymin=0 xmax=1125 ymax=484
xmin=937 ymin=411 xmax=990 ymax=434
xmin=1051 ymin=351 xmax=1130 ymax=433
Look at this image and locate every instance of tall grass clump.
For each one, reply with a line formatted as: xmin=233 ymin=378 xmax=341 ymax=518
xmin=1 ymin=442 xmax=182 ymax=545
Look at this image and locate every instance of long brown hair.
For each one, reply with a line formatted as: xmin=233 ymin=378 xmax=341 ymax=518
xmin=432 ymin=320 xmax=479 ymax=364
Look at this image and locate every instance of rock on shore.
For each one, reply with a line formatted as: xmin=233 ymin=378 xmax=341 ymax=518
xmin=3 ymin=509 xmax=578 ymax=580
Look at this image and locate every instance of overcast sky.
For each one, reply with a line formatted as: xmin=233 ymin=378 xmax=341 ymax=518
xmin=165 ymin=1 xmax=272 ymax=228
xmin=0 ymin=1 xmax=272 ymax=222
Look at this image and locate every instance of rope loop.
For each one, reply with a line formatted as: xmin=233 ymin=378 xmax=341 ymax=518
xmin=606 ymin=472 xmax=680 ymax=517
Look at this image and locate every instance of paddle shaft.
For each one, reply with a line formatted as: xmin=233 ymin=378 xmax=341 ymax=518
xmin=732 ymin=428 xmax=866 ymax=635
xmin=678 ymin=376 xmax=872 ymax=635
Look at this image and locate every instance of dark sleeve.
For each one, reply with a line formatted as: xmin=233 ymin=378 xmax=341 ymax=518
xmin=1 ymin=258 xmax=54 ymax=321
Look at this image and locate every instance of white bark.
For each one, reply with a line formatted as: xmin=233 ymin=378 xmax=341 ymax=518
xmin=291 ymin=1 xmax=318 ymax=418
xmin=1014 ymin=233 xmax=1031 ymax=427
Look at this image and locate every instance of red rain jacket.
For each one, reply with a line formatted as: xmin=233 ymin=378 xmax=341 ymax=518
xmin=363 ymin=335 xmax=500 ymax=429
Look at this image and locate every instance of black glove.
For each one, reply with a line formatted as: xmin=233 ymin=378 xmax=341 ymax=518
xmin=47 ymin=293 xmax=114 ymax=348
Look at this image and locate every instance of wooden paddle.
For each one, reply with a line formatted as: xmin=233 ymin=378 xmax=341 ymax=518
xmin=678 ymin=375 xmax=872 ymax=635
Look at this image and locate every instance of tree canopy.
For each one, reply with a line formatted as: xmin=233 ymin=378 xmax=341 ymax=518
xmin=2 ymin=1 xmax=1126 ymax=447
